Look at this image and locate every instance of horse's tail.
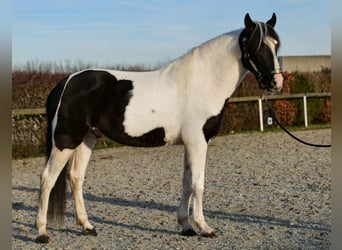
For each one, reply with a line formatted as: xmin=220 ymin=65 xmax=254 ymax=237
xmin=45 ymin=77 xmax=69 ymax=224
xmin=47 ymin=166 xmax=68 ymax=224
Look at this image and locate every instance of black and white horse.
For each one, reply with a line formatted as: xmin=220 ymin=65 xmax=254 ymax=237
xmin=35 ymin=13 xmax=283 ymax=243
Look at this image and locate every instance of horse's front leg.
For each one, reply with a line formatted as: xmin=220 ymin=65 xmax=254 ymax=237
xmin=178 ymin=147 xmax=196 ymax=236
xmin=178 ymin=136 xmax=216 ymax=237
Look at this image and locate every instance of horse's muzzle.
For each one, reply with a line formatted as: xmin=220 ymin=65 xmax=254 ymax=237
xmin=272 ymin=72 xmax=283 ymax=92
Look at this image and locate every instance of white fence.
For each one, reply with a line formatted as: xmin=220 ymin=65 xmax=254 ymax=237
xmin=228 ymin=92 xmax=331 ymax=131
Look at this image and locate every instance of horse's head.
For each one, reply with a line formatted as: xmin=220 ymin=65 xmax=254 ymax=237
xmin=239 ymin=13 xmax=283 ymax=92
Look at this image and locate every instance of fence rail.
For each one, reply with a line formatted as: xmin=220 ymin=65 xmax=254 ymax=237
xmin=228 ymin=92 xmax=331 ymax=103
xmin=12 ymin=92 xmax=331 ymax=131
xmin=228 ymin=92 xmax=331 ymax=131
xmin=12 ymin=108 xmax=46 ymax=116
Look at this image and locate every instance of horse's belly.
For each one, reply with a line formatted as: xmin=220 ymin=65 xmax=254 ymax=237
xmin=109 ymin=127 xmax=168 ymax=147
xmin=122 ymin=84 xmax=182 ymax=146
xmin=121 ymin=111 xmax=181 ymax=146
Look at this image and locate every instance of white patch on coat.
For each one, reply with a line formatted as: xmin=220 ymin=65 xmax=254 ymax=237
xmin=105 ymin=30 xmax=248 ymax=145
xmin=106 ymin=69 xmax=182 ymax=144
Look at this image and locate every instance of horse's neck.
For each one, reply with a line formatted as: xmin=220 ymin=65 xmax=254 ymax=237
xmin=195 ymin=31 xmax=247 ymax=94
xmin=161 ymin=29 xmax=247 ymax=109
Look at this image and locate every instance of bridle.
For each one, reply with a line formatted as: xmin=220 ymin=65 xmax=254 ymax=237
xmin=240 ymin=31 xmax=282 ymax=89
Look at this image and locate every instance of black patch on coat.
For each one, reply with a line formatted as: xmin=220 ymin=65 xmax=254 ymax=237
xmin=46 ymin=77 xmax=68 ymax=159
xmin=51 ymin=70 xmax=166 ymax=150
xmin=202 ymin=99 xmax=228 ymax=142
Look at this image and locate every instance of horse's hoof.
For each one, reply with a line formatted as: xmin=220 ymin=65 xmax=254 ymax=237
xmin=200 ymin=231 xmax=217 ymax=238
xmin=180 ymin=229 xmax=197 ymax=236
xmin=35 ymin=234 xmax=51 ymax=243
xmin=82 ymin=228 xmax=98 ymax=236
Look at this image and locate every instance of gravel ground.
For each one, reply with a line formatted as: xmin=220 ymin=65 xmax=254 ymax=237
xmin=12 ymin=129 xmax=331 ymax=249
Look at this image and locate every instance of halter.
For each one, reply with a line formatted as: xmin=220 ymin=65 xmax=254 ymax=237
xmin=240 ymin=26 xmax=282 ymax=89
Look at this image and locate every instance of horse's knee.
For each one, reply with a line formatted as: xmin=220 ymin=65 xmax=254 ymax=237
xmin=68 ymin=171 xmax=83 ymax=186
xmin=191 ymin=179 xmax=204 ymax=195
xmin=68 ymin=161 xmax=85 ymax=188
xmin=40 ymin=168 xmax=55 ymax=191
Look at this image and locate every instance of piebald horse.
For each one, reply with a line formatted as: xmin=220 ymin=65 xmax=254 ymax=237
xmin=35 ymin=13 xmax=283 ymax=243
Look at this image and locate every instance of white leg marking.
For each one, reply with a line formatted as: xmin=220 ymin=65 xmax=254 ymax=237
xmin=188 ymin=141 xmax=215 ymax=236
xmin=178 ymin=132 xmax=215 ymax=236
xmin=68 ymin=132 xmax=96 ymax=231
xmin=36 ymin=147 xmax=74 ymax=239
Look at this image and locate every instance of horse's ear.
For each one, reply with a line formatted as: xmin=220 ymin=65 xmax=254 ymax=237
xmin=244 ymin=13 xmax=255 ymax=32
xmin=266 ymin=13 xmax=277 ymax=28
xmin=245 ymin=13 xmax=255 ymax=31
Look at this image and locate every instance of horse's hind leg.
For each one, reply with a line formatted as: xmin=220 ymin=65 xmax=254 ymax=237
xmin=36 ymin=147 xmax=74 ymax=243
xmin=68 ymin=132 xmax=97 ymax=236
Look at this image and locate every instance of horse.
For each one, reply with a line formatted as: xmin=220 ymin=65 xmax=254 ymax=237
xmin=35 ymin=13 xmax=283 ymax=243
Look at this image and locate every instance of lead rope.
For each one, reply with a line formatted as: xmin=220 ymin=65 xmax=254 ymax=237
xmin=262 ymin=94 xmax=331 ymax=148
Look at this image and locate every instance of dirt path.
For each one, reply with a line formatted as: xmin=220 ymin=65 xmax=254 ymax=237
xmin=12 ymin=129 xmax=331 ymax=249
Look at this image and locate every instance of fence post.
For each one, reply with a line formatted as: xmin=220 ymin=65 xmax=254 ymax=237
xmin=258 ymin=97 xmax=264 ymax=132
xmin=303 ymin=95 xmax=308 ymax=127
